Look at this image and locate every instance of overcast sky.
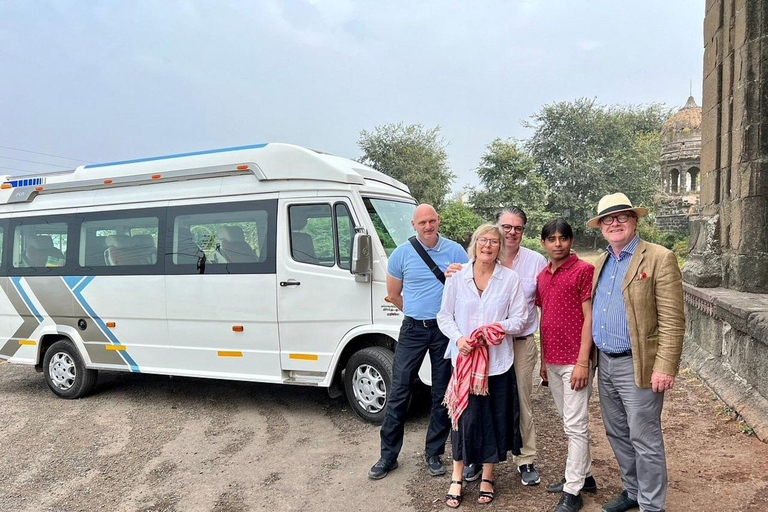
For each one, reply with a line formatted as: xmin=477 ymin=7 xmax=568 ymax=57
xmin=1 ymin=0 xmax=704 ymax=191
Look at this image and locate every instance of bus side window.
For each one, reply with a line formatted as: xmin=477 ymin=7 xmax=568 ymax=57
xmin=13 ymin=222 xmax=68 ymax=269
xmin=334 ymin=203 xmax=354 ymax=270
xmin=289 ymin=204 xmax=333 ymax=267
xmin=169 ymin=200 xmax=274 ymax=274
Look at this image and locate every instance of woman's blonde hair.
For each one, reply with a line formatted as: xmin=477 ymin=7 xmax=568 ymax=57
xmin=467 ymin=223 xmax=506 ymax=262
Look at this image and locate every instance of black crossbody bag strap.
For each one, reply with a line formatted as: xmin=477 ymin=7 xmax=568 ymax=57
xmin=408 ymin=236 xmax=446 ymax=284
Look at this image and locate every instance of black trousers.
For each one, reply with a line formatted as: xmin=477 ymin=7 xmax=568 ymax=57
xmin=380 ymin=317 xmax=453 ymax=461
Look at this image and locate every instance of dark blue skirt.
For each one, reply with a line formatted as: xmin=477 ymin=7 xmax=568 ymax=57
xmin=450 ymin=365 xmax=522 ymax=464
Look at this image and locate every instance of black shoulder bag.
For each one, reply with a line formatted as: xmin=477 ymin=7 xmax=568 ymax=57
xmin=408 ymin=236 xmax=446 ymax=284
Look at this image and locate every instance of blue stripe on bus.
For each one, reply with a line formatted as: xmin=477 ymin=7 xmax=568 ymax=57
xmin=84 ymin=143 xmax=269 ymax=169
xmin=10 ymin=277 xmax=44 ymax=323
xmin=68 ymin=276 xmax=141 ymax=373
xmin=2 ymin=177 xmax=44 ymax=188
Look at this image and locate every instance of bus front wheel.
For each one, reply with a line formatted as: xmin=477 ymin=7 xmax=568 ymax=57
xmin=344 ymin=346 xmax=394 ymax=424
xmin=43 ymin=340 xmax=98 ymax=399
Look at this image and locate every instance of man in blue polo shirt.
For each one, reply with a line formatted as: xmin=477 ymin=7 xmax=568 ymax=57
xmin=369 ymin=203 xmax=469 ymax=480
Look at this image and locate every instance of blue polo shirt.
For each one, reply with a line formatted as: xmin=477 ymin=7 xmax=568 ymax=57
xmin=387 ymin=235 xmax=469 ymax=320
xmin=592 ymin=235 xmax=640 ymax=353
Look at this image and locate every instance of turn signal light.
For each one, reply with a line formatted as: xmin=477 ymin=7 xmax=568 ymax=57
xmin=232 ymin=325 xmax=244 ymax=332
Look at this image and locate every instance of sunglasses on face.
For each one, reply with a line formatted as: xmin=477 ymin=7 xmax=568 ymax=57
xmin=500 ymin=224 xmax=524 ymax=233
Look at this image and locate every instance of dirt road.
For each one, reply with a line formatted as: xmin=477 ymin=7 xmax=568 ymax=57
xmin=0 ymin=360 xmax=766 ymax=512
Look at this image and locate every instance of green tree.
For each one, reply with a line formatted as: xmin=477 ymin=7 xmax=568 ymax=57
xmin=439 ymin=200 xmax=484 ymax=247
xmin=525 ymin=99 xmax=668 ymax=236
xmin=357 ymin=123 xmax=455 ymax=209
xmin=467 ymin=138 xmax=548 ymax=235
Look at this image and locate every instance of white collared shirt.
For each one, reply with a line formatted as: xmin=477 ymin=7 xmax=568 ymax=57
xmin=508 ymin=246 xmax=547 ymax=336
xmin=437 ymin=261 xmax=528 ymax=375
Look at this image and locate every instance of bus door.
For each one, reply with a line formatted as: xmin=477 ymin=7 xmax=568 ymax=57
xmin=276 ymin=199 xmax=372 ymax=378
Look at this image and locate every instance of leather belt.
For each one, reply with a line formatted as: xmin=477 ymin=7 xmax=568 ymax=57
xmin=405 ymin=316 xmax=438 ymax=328
xmin=513 ymin=335 xmax=531 ymax=341
xmin=601 ymin=349 xmax=632 ymax=358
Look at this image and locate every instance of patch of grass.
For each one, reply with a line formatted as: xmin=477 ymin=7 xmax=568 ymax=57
xmin=738 ymin=422 xmax=755 ymax=436
xmin=717 ymin=403 xmax=734 ymax=417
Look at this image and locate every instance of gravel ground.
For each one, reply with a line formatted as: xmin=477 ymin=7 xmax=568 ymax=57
xmin=1 ymin=360 xmax=766 ymax=512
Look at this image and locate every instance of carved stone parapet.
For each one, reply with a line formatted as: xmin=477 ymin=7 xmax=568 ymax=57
xmin=682 ymin=213 xmax=722 ymax=287
xmin=684 ymin=283 xmax=768 ymax=345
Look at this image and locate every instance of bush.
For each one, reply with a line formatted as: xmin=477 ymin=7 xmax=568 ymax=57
xmin=520 ymin=236 xmax=547 ymax=256
xmin=636 ymin=220 xmax=688 ymax=251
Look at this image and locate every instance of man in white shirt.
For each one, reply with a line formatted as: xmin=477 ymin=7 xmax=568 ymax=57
xmin=495 ymin=207 xmax=547 ymax=485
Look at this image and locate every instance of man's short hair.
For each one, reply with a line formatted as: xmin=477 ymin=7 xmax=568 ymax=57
xmin=541 ymin=218 xmax=574 ymax=240
xmin=496 ymin=206 xmax=527 ymax=226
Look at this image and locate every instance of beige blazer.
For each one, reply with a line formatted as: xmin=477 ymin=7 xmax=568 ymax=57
xmin=591 ymin=239 xmax=685 ymax=388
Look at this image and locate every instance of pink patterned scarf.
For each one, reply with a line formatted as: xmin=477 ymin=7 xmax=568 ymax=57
xmin=443 ymin=323 xmax=506 ymax=430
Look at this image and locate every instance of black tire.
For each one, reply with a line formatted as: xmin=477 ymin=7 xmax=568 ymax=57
xmin=43 ymin=340 xmax=98 ymax=399
xmin=344 ymin=346 xmax=394 ymax=424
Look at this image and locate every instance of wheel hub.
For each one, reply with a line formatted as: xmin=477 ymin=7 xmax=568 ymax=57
xmin=49 ymin=352 xmax=76 ymax=390
xmin=352 ymin=364 xmax=387 ymax=414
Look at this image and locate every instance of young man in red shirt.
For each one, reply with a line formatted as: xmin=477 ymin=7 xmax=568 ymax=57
xmin=536 ymin=218 xmax=596 ymax=512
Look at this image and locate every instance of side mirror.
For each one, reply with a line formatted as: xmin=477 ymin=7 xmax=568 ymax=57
xmin=351 ymin=230 xmax=372 ymax=280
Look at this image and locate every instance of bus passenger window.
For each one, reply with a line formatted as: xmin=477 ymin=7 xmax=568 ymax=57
xmin=80 ymin=216 xmax=159 ymax=267
xmin=13 ymin=223 xmax=68 ymax=269
xmin=171 ymin=206 xmax=270 ymax=269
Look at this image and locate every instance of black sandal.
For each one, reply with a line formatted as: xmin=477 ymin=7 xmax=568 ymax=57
xmin=445 ymin=479 xmax=463 ymax=508
xmin=478 ymin=478 xmax=495 ymax=505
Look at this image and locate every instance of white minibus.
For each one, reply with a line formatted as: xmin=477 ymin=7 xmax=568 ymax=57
xmin=0 ymin=143 xmax=423 ymax=423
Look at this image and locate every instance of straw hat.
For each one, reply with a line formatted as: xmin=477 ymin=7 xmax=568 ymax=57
xmin=586 ymin=193 xmax=648 ymax=228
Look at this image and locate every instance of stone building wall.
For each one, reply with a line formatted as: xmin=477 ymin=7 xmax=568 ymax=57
xmin=682 ymin=0 xmax=768 ymax=441
xmin=655 ymin=196 xmax=694 ymax=233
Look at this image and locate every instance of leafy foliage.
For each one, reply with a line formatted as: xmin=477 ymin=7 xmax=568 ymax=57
xmin=357 ymin=123 xmax=455 ymax=209
xmin=526 ymin=99 xmax=669 ymax=235
xmin=438 ymin=200 xmax=484 ymax=246
xmin=467 ymin=138 xmax=548 ymax=235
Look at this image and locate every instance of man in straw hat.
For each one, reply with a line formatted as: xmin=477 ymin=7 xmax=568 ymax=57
xmin=587 ymin=193 xmax=684 ymax=512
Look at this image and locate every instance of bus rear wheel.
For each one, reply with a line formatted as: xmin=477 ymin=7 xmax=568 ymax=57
xmin=43 ymin=340 xmax=98 ymax=399
xmin=344 ymin=346 xmax=393 ymax=424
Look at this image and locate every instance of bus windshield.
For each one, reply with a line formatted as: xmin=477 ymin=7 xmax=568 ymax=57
xmin=363 ymin=198 xmax=416 ymax=257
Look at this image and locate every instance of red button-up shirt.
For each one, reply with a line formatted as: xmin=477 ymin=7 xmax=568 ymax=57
xmin=535 ymin=253 xmax=594 ymax=365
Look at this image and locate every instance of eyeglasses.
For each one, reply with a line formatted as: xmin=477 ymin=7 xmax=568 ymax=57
xmin=477 ymin=237 xmax=500 ymax=246
xmin=600 ymin=213 xmax=635 ymax=226
xmin=500 ymin=224 xmax=525 ymax=234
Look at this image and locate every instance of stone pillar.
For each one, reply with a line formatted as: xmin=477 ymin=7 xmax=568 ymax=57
xmin=683 ymin=0 xmax=768 ymax=441
xmin=685 ymin=0 xmax=768 ymax=293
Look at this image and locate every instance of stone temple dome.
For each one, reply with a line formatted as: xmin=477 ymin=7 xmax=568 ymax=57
xmin=655 ymin=96 xmax=702 ymax=233
xmin=661 ymin=96 xmax=702 ymax=163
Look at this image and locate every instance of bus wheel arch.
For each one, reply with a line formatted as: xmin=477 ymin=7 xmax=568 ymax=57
xmin=42 ymin=338 xmax=98 ymax=399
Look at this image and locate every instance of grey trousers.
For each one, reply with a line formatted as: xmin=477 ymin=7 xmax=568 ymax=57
xmin=598 ymin=352 xmax=666 ymax=512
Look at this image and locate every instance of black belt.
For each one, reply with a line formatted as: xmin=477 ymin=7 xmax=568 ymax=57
xmin=513 ymin=335 xmax=531 ymax=341
xmin=405 ymin=316 xmax=438 ymax=328
xmin=601 ymin=349 xmax=632 ymax=358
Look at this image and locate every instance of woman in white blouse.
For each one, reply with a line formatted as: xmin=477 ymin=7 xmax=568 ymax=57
xmin=437 ymin=223 xmax=528 ymax=507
